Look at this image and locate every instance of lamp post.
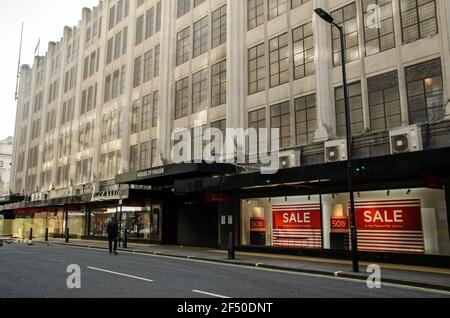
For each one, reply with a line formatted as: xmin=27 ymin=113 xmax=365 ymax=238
xmin=314 ymin=8 xmax=359 ymax=272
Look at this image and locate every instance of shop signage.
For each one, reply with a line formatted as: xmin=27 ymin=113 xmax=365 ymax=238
xmin=331 ymin=216 xmax=350 ymax=233
xmin=91 ymin=188 xmax=129 ymax=202
xmin=272 ymin=204 xmax=322 ymax=249
xmin=354 ymin=199 xmax=424 ymax=254
xmin=250 ymin=217 xmax=265 ymax=232
xmin=204 ymin=192 xmax=230 ymax=204
xmin=137 ymin=167 xmax=165 ymax=179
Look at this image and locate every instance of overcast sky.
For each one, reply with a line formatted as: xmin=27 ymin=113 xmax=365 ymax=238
xmin=0 ymin=0 xmax=100 ymax=140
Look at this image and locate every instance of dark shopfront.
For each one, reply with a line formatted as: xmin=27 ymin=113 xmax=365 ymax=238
xmin=175 ymin=148 xmax=450 ymax=268
xmin=116 ymin=163 xmax=237 ymax=248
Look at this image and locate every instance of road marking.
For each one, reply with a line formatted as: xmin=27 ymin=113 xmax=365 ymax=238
xmin=193 ymin=290 xmax=230 ymax=299
xmin=87 ymin=266 xmax=154 ymax=282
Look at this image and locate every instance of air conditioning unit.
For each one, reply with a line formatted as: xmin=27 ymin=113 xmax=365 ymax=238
xmin=325 ymin=139 xmax=348 ymax=163
xmin=278 ymin=150 xmax=301 ymax=170
xmin=389 ymin=125 xmax=423 ymax=154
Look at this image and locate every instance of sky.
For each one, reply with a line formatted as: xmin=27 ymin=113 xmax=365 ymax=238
xmin=0 ymin=0 xmax=100 ymax=140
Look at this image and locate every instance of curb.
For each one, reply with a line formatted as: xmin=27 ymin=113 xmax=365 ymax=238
xmin=33 ymin=241 xmax=450 ymax=293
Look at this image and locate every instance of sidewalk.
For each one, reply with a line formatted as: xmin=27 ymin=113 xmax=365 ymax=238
xmin=31 ymin=237 xmax=450 ymax=292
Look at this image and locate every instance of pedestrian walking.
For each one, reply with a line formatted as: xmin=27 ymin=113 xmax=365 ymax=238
xmin=107 ymin=217 xmax=119 ymax=255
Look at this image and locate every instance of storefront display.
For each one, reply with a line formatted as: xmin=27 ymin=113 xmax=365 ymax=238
xmin=250 ymin=207 xmax=266 ymax=246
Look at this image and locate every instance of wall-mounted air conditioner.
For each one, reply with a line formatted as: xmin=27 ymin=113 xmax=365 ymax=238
xmin=278 ymin=150 xmax=301 ymax=170
xmin=325 ymin=139 xmax=348 ymax=163
xmin=389 ymin=125 xmax=423 ymax=154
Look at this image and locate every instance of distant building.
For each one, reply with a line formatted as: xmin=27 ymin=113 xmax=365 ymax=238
xmin=0 ymin=137 xmax=13 ymax=196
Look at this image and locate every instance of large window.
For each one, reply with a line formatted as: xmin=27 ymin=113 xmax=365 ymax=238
xmin=331 ymin=3 xmax=359 ymax=66
xmin=335 ymin=82 xmax=364 ymax=137
xmin=141 ymin=94 xmax=152 ymax=131
xmin=152 ymin=91 xmax=159 ymax=127
xmin=145 ymin=7 xmax=154 ymax=39
xmin=248 ymin=0 xmax=264 ymax=31
xmin=269 ymin=33 xmax=289 ymax=88
xmin=178 ymin=0 xmax=191 ymax=18
xmin=212 ymin=5 xmax=227 ymax=48
xmin=271 ymin=102 xmax=291 ymax=149
xmin=135 ymin=14 xmax=144 ymax=45
xmin=368 ymin=71 xmax=402 ymax=131
xmin=406 ymin=58 xmax=443 ymax=124
xmin=133 ymin=56 xmax=142 ymax=88
xmin=292 ymin=0 xmax=311 ymax=9
xmin=295 ymin=94 xmax=316 ymax=146
xmin=176 ymin=27 xmax=191 ymax=66
xmin=193 ymin=17 xmax=208 ymax=57
xmin=192 ymin=69 xmax=208 ymax=113
xmin=363 ymin=0 xmax=395 ymax=56
xmin=140 ymin=141 xmax=150 ymax=169
xmin=268 ymin=0 xmax=287 ymax=20
xmin=129 ymin=145 xmax=139 ymax=171
xmin=248 ymin=43 xmax=265 ymax=95
xmin=400 ymin=0 xmax=438 ymax=44
xmin=143 ymin=49 xmax=153 ymax=83
xmin=293 ymin=22 xmax=314 ymax=80
xmin=175 ymin=77 xmax=190 ymax=119
xmin=211 ymin=60 xmax=227 ymax=107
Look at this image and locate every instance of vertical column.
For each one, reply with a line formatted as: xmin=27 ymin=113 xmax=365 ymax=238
xmin=313 ymin=0 xmax=335 ymax=141
xmin=226 ymin=0 xmax=246 ymax=131
xmin=158 ymin=0 xmax=177 ymax=164
xmin=439 ymin=0 xmax=450 ymax=119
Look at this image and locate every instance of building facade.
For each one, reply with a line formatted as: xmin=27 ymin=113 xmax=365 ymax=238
xmin=0 ymin=137 xmax=13 ymax=197
xmin=7 ymin=0 xmax=450 ymax=265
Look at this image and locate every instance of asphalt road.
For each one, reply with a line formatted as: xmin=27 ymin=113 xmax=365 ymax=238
xmin=0 ymin=243 xmax=448 ymax=298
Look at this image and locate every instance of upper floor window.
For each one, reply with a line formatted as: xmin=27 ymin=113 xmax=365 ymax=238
xmin=335 ymin=81 xmax=364 ymax=137
xmin=331 ymin=3 xmax=359 ymax=66
xmin=400 ymin=0 xmax=438 ymax=44
xmin=248 ymin=0 xmax=264 ymax=31
xmin=269 ymin=0 xmax=287 ymax=20
xmin=363 ymin=0 xmax=396 ymax=56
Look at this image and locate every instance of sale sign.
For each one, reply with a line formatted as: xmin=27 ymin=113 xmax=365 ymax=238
xmin=354 ymin=200 xmax=424 ymax=254
xmin=250 ymin=217 xmax=265 ymax=233
xmin=272 ymin=204 xmax=321 ymax=249
xmin=331 ymin=216 xmax=349 ymax=233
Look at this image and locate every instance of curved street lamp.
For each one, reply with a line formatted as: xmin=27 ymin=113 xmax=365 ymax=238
xmin=314 ymin=8 xmax=359 ymax=273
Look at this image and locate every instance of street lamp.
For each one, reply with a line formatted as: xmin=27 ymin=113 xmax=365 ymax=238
xmin=314 ymin=8 xmax=359 ymax=273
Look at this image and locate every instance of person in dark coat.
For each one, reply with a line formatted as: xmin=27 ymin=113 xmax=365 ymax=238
xmin=107 ymin=217 xmax=119 ymax=255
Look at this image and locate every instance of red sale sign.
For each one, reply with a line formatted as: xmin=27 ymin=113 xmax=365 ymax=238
xmin=250 ymin=217 xmax=265 ymax=233
xmin=331 ymin=216 xmax=349 ymax=233
xmin=354 ymin=200 xmax=424 ymax=254
xmin=272 ymin=204 xmax=321 ymax=249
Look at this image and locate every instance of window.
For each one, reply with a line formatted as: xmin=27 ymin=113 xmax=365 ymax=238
xmin=122 ymin=27 xmax=128 ymax=54
xmin=152 ymin=91 xmax=159 ymax=127
xmin=268 ymin=0 xmax=287 ymax=20
xmin=248 ymin=43 xmax=265 ymax=95
xmin=192 ymin=69 xmax=208 ymax=113
xmin=141 ymin=94 xmax=152 ymax=131
xmin=117 ymin=0 xmax=124 ymax=23
xmin=176 ymin=27 xmax=191 ymax=66
xmin=106 ymin=38 xmax=113 ymax=65
xmin=151 ymin=139 xmax=158 ymax=167
xmin=133 ymin=56 xmax=142 ymax=88
xmin=140 ymin=142 xmax=150 ymax=169
xmin=156 ymin=2 xmax=162 ymax=33
xmin=193 ymin=17 xmax=208 ymax=57
xmin=271 ymin=102 xmax=291 ymax=149
xmin=143 ymin=49 xmax=153 ymax=83
xmin=178 ymin=0 xmax=191 ymax=18
xmin=130 ymin=145 xmax=139 ymax=171
xmin=331 ymin=3 xmax=359 ymax=66
xmin=154 ymin=45 xmax=160 ymax=77
xmin=212 ymin=5 xmax=227 ymax=48
xmin=114 ymin=31 xmax=122 ymax=60
xmin=400 ymin=0 xmax=438 ymax=44
xmin=112 ymin=70 xmax=120 ymax=99
xmin=109 ymin=6 xmax=116 ymax=30
xmin=175 ymin=78 xmax=190 ymax=119
xmin=145 ymin=7 xmax=154 ymax=39
xmin=335 ymin=82 xmax=364 ymax=137
xmin=368 ymin=71 xmax=402 ymax=131
xmin=135 ymin=14 xmax=144 ymax=45
xmin=248 ymin=0 xmax=264 ymax=31
xmin=120 ymin=66 xmax=127 ymax=95
xmin=269 ymin=33 xmax=289 ymax=87
xmin=131 ymin=101 xmax=140 ymax=134
xmin=295 ymin=94 xmax=316 ymax=146
xmin=211 ymin=60 xmax=227 ymax=107
xmin=293 ymin=22 xmax=314 ymax=80
xmin=194 ymin=0 xmax=206 ymax=7
xmin=406 ymin=58 xmax=443 ymax=124
xmin=363 ymin=0 xmax=395 ymax=56
xmin=292 ymin=0 xmax=310 ymax=9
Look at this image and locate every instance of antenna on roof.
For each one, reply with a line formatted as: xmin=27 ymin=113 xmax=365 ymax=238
xmin=15 ymin=23 xmax=24 ymax=101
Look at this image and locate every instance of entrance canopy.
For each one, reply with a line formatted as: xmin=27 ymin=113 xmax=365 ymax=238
xmin=116 ymin=163 xmax=237 ymax=186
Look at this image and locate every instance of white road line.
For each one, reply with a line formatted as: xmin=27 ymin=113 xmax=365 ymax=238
xmin=87 ymin=266 xmax=154 ymax=282
xmin=192 ymin=290 xmax=230 ymax=299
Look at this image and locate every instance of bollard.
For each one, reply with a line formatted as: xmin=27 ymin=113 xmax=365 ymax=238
xmin=65 ymin=228 xmax=70 ymax=244
xmin=45 ymin=228 xmax=49 ymax=242
xmin=228 ymin=232 xmax=235 ymax=260
xmin=29 ymin=228 xmax=33 ymax=241
xmin=123 ymin=230 xmax=128 ymax=249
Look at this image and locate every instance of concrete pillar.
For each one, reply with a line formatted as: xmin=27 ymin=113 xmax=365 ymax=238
xmin=158 ymin=0 xmax=177 ymax=164
xmin=226 ymin=0 xmax=246 ymax=132
xmin=312 ymin=0 xmax=335 ymax=141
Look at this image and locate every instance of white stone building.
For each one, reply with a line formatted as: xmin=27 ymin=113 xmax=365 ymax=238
xmin=0 ymin=137 xmax=13 ymax=196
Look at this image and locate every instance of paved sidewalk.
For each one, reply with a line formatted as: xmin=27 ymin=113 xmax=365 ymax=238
xmin=27 ymin=237 xmax=450 ymax=292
